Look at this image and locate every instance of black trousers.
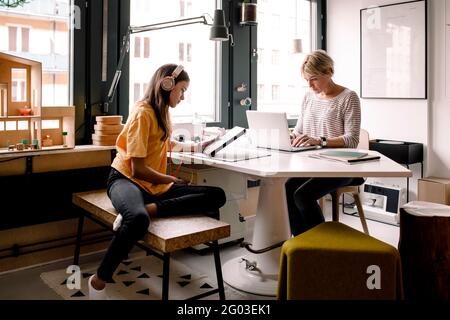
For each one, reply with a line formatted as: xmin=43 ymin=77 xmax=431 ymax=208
xmin=97 ymin=168 xmax=226 ymax=282
xmin=285 ymin=177 xmax=365 ymax=236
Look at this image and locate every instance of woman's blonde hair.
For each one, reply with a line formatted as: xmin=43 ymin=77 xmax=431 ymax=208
xmin=301 ymin=49 xmax=334 ymax=77
xmin=141 ymin=64 xmax=190 ymax=141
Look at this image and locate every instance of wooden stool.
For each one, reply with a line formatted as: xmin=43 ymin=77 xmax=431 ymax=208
xmin=72 ymin=190 xmax=230 ymax=300
xmin=399 ymin=201 xmax=450 ymax=299
xmin=277 ymin=222 xmax=403 ymax=300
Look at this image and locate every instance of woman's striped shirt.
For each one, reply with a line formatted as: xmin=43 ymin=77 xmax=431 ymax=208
xmin=293 ymin=88 xmax=361 ymax=148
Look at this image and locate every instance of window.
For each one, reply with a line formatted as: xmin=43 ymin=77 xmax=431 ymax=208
xmin=133 ymin=82 xmax=149 ymax=103
xmin=178 ymin=42 xmax=192 ymax=62
xmin=11 ymin=68 xmax=27 ymax=102
xmin=17 ymin=120 xmax=29 ymax=130
xmin=272 ymin=14 xmax=280 ymax=32
xmin=8 ymin=26 xmax=17 ymax=51
xmin=179 ymin=0 xmax=192 ymax=17
xmin=143 ymin=37 xmax=150 ymax=58
xmin=129 ymin=0 xmax=219 ymax=123
xmin=134 ymin=83 xmax=141 ymax=103
xmin=134 ymin=37 xmax=141 ymax=58
xmin=134 ymin=37 xmax=150 ymax=58
xmin=5 ymin=121 xmax=16 ymax=131
xmin=271 ymin=50 xmax=280 ymax=65
xmin=0 ymin=1 xmax=73 ymax=107
xmin=257 ymin=0 xmax=316 ymax=118
xmin=257 ymin=84 xmax=265 ymax=101
xmin=186 ymin=43 xmax=192 ymax=62
xmin=178 ymin=42 xmax=184 ymax=61
xmin=272 ymin=85 xmax=280 ymax=101
xmin=7 ymin=26 xmax=29 ymax=52
xmin=42 ymin=120 xmax=60 ymax=129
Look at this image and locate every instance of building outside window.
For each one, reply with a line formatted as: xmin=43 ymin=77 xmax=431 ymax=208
xmin=257 ymin=0 xmax=316 ymax=119
xmin=143 ymin=37 xmax=150 ymax=58
xmin=257 ymin=84 xmax=265 ymax=102
xmin=271 ymin=50 xmax=280 ymax=65
xmin=133 ymin=82 xmax=149 ymax=103
xmin=272 ymin=85 xmax=280 ymax=101
xmin=0 ymin=0 xmax=73 ymax=107
xmin=134 ymin=37 xmax=150 ymax=59
xmin=130 ymin=0 xmax=219 ymax=123
xmin=8 ymin=26 xmax=30 ymax=52
xmin=133 ymin=83 xmax=141 ymax=103
xmin=178 ymin=42 xmax=184 ymax=61
xmin=179 ymin=0 xmax=192 ymax=17
xmin=134 ymin=37 xmax=141 ymax=58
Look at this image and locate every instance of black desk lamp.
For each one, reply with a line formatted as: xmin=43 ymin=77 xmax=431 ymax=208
xmin=104 ymin=9 xmax=233 ymax=113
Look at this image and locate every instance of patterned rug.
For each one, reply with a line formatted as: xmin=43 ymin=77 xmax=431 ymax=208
xmin=40 ymin=252 xmax=241 ymax=300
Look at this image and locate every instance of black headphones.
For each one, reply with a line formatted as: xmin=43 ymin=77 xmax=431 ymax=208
xmin=160 ymin=65 xmax=184 ymax=91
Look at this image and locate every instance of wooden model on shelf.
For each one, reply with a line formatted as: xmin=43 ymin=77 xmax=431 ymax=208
xmin=0 ymin=52 xmax=74 ymax=154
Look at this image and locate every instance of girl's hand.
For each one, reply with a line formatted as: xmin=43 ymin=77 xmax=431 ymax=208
xmin=170 ymin=175 xmax=189 ymax=185
xmin=196 ymin=136 xmax=218 ymax=152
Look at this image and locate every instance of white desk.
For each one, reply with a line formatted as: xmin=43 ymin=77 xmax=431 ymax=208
xmin=170 ymin=149 xmax=412 ymax=296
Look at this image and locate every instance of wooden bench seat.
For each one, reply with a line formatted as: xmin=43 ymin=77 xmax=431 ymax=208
xmin=72 ymin=190 xmax=230 ymax=300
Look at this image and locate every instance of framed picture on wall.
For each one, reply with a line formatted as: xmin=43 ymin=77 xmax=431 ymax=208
xmin=360 ymin=0 xmax=427 ymax=99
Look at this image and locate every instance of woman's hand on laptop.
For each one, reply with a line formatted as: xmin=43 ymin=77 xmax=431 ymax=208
xmin=291 ymin=134 xmax=321 ymax=147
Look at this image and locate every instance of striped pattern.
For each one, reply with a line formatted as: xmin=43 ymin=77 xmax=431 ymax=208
xmin=293 ymin=88 xmax=361 ymax=148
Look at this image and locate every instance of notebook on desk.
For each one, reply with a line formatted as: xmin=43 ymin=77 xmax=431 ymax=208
xmin=246 ymin=110 xmax=320 ymax=152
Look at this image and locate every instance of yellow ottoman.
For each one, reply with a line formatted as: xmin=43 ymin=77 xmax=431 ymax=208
xmin=277 ymin=222 xmax=403 ymax=300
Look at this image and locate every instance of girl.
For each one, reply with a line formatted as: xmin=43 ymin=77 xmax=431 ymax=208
xmin=88 ymin=64 xmax=226 ymax=299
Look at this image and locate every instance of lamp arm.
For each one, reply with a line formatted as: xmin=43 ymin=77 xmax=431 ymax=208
xmin=103 ymin=15 xmax=209 ymax=113
xmin=104 ymin=27 xmax=132 ymax=112
xmin=130 ymin=15 xmax=209 ymax=34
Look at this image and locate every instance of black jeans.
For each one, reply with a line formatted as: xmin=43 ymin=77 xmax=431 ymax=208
xmin=285 ymin=177 xmax=365 ymax=236
xmin=97 ymin=168 xmax=226 ymax=282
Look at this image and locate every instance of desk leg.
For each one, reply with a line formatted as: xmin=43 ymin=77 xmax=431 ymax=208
xmin=222 ymin=177 xmax=291 ymax=296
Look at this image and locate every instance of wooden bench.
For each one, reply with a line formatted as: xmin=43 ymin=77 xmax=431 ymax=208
xmin=72 ymin=190 xmax=230 ymax=300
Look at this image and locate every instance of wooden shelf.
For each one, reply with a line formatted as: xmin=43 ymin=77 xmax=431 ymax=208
xmin=0 ymin=115 xmax=41 ymax=120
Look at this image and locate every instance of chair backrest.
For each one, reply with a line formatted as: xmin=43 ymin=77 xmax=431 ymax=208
xmin=357 ymin=129 xmax=369 ymax=150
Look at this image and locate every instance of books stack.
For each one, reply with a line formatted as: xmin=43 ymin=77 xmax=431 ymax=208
xmin=92 ymin=115 xmax=124 ymax=146
xmin=312 ymin=150 xmax=380 ymax=164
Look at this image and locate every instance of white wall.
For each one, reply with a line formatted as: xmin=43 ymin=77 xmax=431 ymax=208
xmin=326 ymin=0 xmax=450 ymax=200
xmin=428 ymin=0 xmax=450 ymax=177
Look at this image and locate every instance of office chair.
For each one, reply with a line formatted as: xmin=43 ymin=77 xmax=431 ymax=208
xmin=319 ymin=129 xmax=370 ymax=235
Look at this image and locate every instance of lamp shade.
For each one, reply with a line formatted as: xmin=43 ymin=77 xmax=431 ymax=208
xmin=210 ymin=9 xmax=229 ymax=41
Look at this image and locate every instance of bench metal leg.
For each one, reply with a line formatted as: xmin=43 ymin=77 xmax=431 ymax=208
xmin=73 ymin=214 xmax=85 ymax=266
xmin=212 ymin=240 xmax=225 ymax=300
xmin=162 ymin=253 xmax=170 ymax=300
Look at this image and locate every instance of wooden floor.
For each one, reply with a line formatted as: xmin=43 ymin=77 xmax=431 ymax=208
xmin=0 ymin=200 xmax=400 ymax=300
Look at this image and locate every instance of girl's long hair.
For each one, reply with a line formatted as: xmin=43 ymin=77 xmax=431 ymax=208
xmin=141 ymin=64 xmax=190 ymax=141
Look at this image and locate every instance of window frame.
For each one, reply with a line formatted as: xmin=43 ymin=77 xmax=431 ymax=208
xmin=71 ymin=0 xmax=325 ymax=144
xmin=251 ymin=0 xmax=326 ymax=128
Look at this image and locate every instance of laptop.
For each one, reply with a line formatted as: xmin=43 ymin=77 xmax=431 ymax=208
xmin=246 ymin=110 xmax=320 ymax=152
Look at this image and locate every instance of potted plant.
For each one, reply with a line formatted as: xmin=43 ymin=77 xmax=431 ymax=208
xmin=240 ymin=0 xmax=257 ymax=26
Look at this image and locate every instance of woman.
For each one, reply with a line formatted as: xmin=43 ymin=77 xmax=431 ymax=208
xmin=88 ymin=64 xmax=226 ymax=299
xmin=286 ymin=50 xmax=364 ymax=236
